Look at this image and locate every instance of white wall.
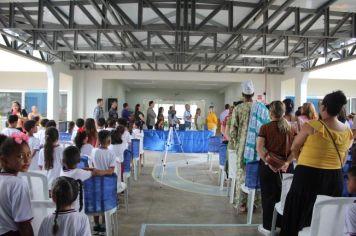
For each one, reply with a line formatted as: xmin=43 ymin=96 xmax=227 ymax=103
xmin=224 ymin=83 xmax=242 ymax=105
xmin=126 ymin=88 xmax=225 ymax=116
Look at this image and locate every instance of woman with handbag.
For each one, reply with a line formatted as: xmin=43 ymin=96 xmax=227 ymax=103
xmin=257 ymin=101 xmax=295 ymax=235
xmin=280 ymin=90 xmax=354 ymax=236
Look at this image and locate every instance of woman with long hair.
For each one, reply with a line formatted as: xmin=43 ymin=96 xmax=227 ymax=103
xmin=155 ymin=107 xmax=165 ymax=130
xmin=9 ymin=101 xmax=28 ymax=129
xmin=85 ymin=118 xmax=98 ymax=147
xmin=296 ymin=102 xmax=318 ymax=132
xmin=256 ymin=101 xmax=295 ymax=234
xmin=194 ymin=108 xmax=204 ymax=131
xmin=134 ymin=104 xmax=145 ymax=124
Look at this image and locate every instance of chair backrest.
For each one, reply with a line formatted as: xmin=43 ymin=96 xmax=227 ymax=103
xmin=59 ymin=132 xmax=71 ymax=142
xmin=280 ymin=173 xmax=293 ymax=210
xmin=208 ymin=136 xmax=221 ymax=153
xmin=84 ymin=174 xmax=118 ymax=214
xmin=219 ymin=143 xmax=227 ymax=166
xmin=123 ymin=149 xmax=133 ymax=173
xmin=245 ymin=161 xmax=260 ymax=189
xmin=77 ymin=155 xmax=89 ymax=169
xmin=19 ymin=171 xmax=49 ymax=200
xmin=308 ymin=195 xmax=356 ymax=236
xmin=131 ymin=139 xmax=140 ymax=159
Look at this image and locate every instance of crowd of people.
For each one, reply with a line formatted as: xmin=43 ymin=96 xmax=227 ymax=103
xmin=1 ymin=80 xmax=356 ymax=236
xmin=219 ymin=80 xmax=356 ymax=236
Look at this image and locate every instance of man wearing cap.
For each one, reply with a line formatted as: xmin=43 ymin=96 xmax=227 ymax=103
xmin=229 ymin=80 xmax=270 ymax=212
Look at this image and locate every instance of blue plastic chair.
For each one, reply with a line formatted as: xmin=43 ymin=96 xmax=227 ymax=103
xmin=131 ymin=139 xmax=140 ymax=181
xmin=218 ymin=143 xmax=227 ymax=190
xmin=84 ymin=174 xmax=118 ymax=236
xmin=123 ymin=149 xmax=133 ymax=191
xmin=77 ymin=155 xmax=89 ymax=169
xmin=207 ymin=136 xmax=222 ymax=170
xmin=242 ymin=160 xmax=260 ymax=224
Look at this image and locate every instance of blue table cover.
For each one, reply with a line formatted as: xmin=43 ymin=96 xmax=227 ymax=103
xmin=143 ymin=130 xmax=213 ymax=153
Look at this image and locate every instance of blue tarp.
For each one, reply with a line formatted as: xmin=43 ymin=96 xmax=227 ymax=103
xmin=143 ymin=130 xmax=213 ymax=153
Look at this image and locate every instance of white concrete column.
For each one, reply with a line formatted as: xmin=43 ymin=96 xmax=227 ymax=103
xmin=294 ymin=72 xmax=309 ymax=107
xmin=46 ymin=65 xmax=60 ymax=121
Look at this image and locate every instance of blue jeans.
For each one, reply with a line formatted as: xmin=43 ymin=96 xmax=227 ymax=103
xmin=185 ymin=122 xmax=191 ymax=130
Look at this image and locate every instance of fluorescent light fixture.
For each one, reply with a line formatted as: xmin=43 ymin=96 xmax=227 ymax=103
xmin=226 ymin=65 xmax=265 ymax=69
xmin=73 ymin=50 xmax=123 ymax=54
xmin=94 ymin=62 xmax=133 ymax=66
xmin=240 ymin=54 xmax=289 ymax=59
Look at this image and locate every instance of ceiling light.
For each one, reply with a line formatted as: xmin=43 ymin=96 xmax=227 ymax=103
xmin=240 ymin=54 xmax=288 ymax=59
xmin=226 ymin=65 xmax=265 ymax=69
xmin=73 ymin=50 xmax=123 ymax=54
xmin=94 ymin=62 xmax=133 ymax=66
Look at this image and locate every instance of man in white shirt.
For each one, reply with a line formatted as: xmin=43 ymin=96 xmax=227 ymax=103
xmin=183 ymin=104 xmax=192 ymax=130
xmin=1 ymin=115 xmax=21 ymax=137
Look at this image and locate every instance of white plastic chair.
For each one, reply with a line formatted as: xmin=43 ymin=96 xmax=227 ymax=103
xmin=271 ymin=173 xmax=294 ymax=236
xmin=115 ymin=163 xmax=129 ymax=213
xmin=298 ymin=195 xmax=356 ymax=236
xmin=227 ymin=149 xmax=237 ymax=204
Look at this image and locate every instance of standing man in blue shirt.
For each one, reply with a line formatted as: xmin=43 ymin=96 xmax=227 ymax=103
xmin=121 ymin=103 xmax=130 ymax=122
xmin=93 ymin=98 xmax=105 ymax=122
xmin=184 ymin=104 xmax=192 ymax=130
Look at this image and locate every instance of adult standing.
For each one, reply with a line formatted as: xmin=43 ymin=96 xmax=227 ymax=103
xmin=296 ymin=102 xmax=318 ymax=132
xmin=155 ymin=107 xmax=165 ymax=130
xmin=281 ymin=90 xmax=353 ymax=236
xmin=146 ymin=101 xmax=156 ymax=130
xmin=184 ymin=104 xmax=192 ymax=130
xmin=256 ymin=101 xmax=295 ymax=234
xmin=229 ymin=80 xmax=269 ymax=212
xmin=206 ymin=106 xmax=218 ymax=135
xmin=194 ymin=108 xmax=204 ymax=131
xmin=220 ymin=104 xmax=230 ymax=133
xmin=8 ymin=101 xmax=28 ymax=129
xmin=135 ymin=104 xmax=145 ymax=124
xmin=28 ymin=106 xmax=41 ymax=120
xmin=108 ymin=100 xmax=118 ymax=121
xmin=121 ymin=103 xmax=130 ymax=122
xmin=283 ymin=98 xmax=298 ymax=132
xmin=93 ymin=98 xmax=105 ymax=122
xmin=168 ymin=106 xmax=179 ymax=128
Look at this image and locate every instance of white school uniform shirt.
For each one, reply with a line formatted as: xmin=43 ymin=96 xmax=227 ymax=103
xmin=132 ymin=128 xmax=144 ymax=154
xmin=60 ymin=169 xmax=92 ymax=212
xmin=105 ymin=127 xmax=115 ymax=132
xmin=38 ymin=145 xmax=64 ymax=189
xmin=1 ymin=127 xmax=21 ymax=137
xmin=28 ymin=136 xmax=41 ymax=170
xmin=0 ymin=173 xmax=33 ymax=235
xmin=80 ymin=144 xmax=93 ymax=157
xmin=70 ymin=129 xmax=77 ymax=142
xmin=35 ymin=127 xmax=46 ymax=146
xmin=344 ymin=202 xmax=356 ymax=236
xmin=38 ymin=210 xmax=91 ymax=236
xmin=109 ymin=143 xmax=127 ymax=163
xmin=91 ymin=148 xmax=116 ymax=170
xmin=123 ymin=130 xmax=131 ymax=145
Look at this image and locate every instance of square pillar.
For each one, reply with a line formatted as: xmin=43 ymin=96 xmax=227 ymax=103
xmin=295 ymin=72 xmax=309 ymax=107
xmin=46 ymin=65 xmax=60 ymax=121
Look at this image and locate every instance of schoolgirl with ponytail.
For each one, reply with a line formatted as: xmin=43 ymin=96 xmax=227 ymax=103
xmin=74 ymin=127 xmax=93 ymax=157
xmin=38 ymin=176 xmax=91 ymax=236
xmin=38 ymin=127 xmax=64 ymax=190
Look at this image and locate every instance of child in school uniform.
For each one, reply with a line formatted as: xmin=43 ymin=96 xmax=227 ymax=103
xmin=38 ymin=176 xmax=91 ymax=236
xmin=108 ymin=126 xmax=127 ymax=181
xmin=345 ymin=166 xmax=356 ymax=236
xmin=1 ymin=115 xmax=21 ymax=137
xmin=38 ymin=127 xmax=64 ymax=190
xmin=35 ymin=118 xmax=49 ymax=147
xmin=0 ymin=133 xmax=34 ymax=235
xmin=105 ymin=118 xmax=116 ymax=132
xmin=118 ymin=118 xmax=132 ymax=147
xmin=70 ymin=118 xmax=85 ymax=143
xmin=91 ymin=130 xmax=116 ymax=232
xmin=74 ymin=128 xmax=94 ymax=159
xmin=96 ymin=118 xmax=106 ymax=132
xmin=24 ymin=120 xmax=41 ymax=171
xmin=132 ymin=120 xmax=145 ymax=167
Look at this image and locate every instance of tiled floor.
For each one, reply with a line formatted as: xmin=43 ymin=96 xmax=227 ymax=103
xmin=116 ymin=151 xmax=262 ymax=236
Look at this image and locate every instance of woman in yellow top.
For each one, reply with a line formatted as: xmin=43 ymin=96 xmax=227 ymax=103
xmin=206 ymin=106 xmax=218 ymax=135
xmin=280 ymin=90 xmax=353 ymax=236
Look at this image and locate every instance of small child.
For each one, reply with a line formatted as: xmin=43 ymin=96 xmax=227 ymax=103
xmin=96 ymin=118 xmax=106 ymax=132
xmin=35 ymin=118 xmax=49 ymax=147
xmin=108 ymin=126 xmax=127 ymax=181
xmin=0 ymin=133 xmax=34 ymax=235
xmin=38 ymin=177 xmax=91 ymax=236
xmin=38 ymin=127 xmax=64 ymax=190
xmin=91 ymin=130 xmax=116 ymax=231
xmin=71 ymin=118 xmax=85 ymax=143
xmin=105 ymin=118 xmax=116 ymax=132
xmin=46 ymin=120 xmax=57 ymax=129
xmin=345 ymin=166 xmax=356 ymax=236
xmin=67 ymin=121 xmax=75 ymax=135
xmin=118 ymin=118 xmax=132 ymax=146
xmin=24 ymin=120 xmax=40 ymax=170
xmin=74 ymin=128 xmax=93 ymax=158
xmin=60 ymin=146 xmax=106 ymax=212
xmin=2 ymin=115 xmax=21 ymax=136
xmin=132 ymin=120 xmax=145 ymax=166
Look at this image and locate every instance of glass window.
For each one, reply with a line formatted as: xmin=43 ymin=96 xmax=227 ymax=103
xmin=0 ymin=92 xmax=22 ymax=116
